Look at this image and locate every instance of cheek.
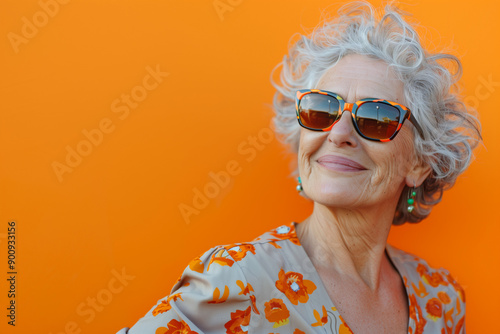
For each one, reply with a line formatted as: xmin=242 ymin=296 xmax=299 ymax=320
xmin=299 ymin=128 xmax=316 ymax=149
xmin=370 ymin=133 xmax=416 ymax=186
xmin=298 ymin=130 xmax=324 ymax=173
xmin=370 ymin=153 xmax=400 ymax=187
xmin=397 ymin=131 xmax=418 ymax=169
xmin=297 ymin=133 xmax=310 ymax=175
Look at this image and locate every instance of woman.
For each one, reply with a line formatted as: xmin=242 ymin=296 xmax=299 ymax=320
xmin=118 ymin=2 xmax=480 ymax=333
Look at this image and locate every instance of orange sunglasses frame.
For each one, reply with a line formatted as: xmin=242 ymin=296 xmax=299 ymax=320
xmin=295 ymin=89 xmax=425 ymax=142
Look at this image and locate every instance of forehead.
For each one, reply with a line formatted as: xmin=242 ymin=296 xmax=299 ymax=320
xmin=315 ymin=54 xmax=405 ymax=104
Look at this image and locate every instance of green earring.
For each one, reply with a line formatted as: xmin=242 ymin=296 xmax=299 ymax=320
xmin=296 ymin=177 xmax=303 ymax=192
xmin=407 ymin=186 xmax=416 ymax=213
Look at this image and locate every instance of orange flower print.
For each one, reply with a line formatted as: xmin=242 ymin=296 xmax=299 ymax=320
xmin=445 ymin=273 xmax=465 ymax=303
xmin=152 ymin=293 xmax=183 ymax=316
xmin=155 ymin=319 xmax=198 ymax=334
xmin=269 ymin=225 xmax=301 ymax=246
xmin=339 ymin=315 xmax=354 ymax=334
xmin=225 ymin=244 xmax=256 ymax=262
xmin=169 ymin=293 xmax=183 ymax=302
xmin=275 ymin=268 xmax=317 ymax=305
xmin=426 ymin=272 xmax=448 ymax=288
xmin=207 ymin=248 xmax=234 ymax=271
xmin=416 ymin=264 xmax=448 ymax=288
xmin=224 ymin=306 xmax=251 ymax=334
xmin=311 ymin=305 xmax=328 ymax=327
xmin=236 ymin=280 xmax=254 ymax=295
xmin=250 ymin=295 xmax=260 ymax=314
xmin=152 ymin=300 xmax=171 ymax=316
xmin=443 ymin=308 xmax=454 ymax=334
xmin=264 ymin=298 xmax=290 ymax=328
xmin=208 ymin=286 xmax=230 ymax=304
xmin=455 ymin=315 xmax=465 ymax=333
xmin=426 ymin=298 xmax=443 ymax=321
xmin=437 ymin=291 xmax=451 ymax=304
xmin=409 ymin=294 xmax=427 ymax=334
xmin=269 ymin=241 xmax=282 ymax=249
xmin=294 ymin=329 xmax=306 ymax=334
xmin=412 ymin=281 xmax=429 ymax=298
xmin=416 ymin=263 xmax=427 ymax=276
xmin=188 ymin=256 xmax=204 ymax=273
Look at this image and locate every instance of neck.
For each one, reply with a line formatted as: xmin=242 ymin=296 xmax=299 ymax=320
xmin=296 ymin=202 xmax=395 ymax=291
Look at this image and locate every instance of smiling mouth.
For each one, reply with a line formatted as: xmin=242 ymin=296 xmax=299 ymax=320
xmin=316 ymin=155 xmax=367 ymax=172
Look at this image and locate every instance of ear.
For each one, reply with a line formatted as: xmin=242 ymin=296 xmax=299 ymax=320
xmin=405 ymin=159 xmax=432 ymax=188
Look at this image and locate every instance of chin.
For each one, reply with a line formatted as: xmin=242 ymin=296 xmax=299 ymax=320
xmin=307 ymin=185 xmax=360 ymax=209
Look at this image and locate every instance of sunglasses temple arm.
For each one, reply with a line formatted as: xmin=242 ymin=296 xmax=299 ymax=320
xmin=409 ymin=113 xmax=425 ymax=139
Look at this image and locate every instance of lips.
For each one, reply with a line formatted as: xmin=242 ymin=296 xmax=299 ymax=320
xmin=316 ymin=155 xmax=367 ymax=172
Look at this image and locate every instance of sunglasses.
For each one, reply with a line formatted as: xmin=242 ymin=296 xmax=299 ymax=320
xmin=295 ymin=89 xmax=424 ymax=142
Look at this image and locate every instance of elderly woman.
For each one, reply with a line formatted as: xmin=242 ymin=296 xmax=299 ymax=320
xmin=118 ymin=2 xmax=480 ymax=333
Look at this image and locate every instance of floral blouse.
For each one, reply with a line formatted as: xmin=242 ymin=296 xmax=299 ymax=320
xmin=118 ymin=222 xmax=466 ymax=333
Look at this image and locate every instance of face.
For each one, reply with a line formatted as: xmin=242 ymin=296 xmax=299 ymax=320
xmin=298 ymin=54 xmax=427 ymax=211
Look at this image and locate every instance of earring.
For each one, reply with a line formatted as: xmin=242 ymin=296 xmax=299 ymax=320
xmin=407 ymin=184 xmax=416 ymax=213
xmin=296 ymin=177 xmax=303 ymax=192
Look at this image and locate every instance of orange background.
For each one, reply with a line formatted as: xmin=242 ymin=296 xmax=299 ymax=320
xmin=1 ymin=0 xmax=499 ymax=333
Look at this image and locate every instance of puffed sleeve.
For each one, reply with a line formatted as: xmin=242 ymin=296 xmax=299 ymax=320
xmin=116 ymin=246 xmax=257 ymax=334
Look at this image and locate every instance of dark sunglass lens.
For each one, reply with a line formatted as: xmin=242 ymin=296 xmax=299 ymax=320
xmin=298 ymin=93 xmax=340 ymax=129
xmin=356 ymin=102 xmax=400 ymax=139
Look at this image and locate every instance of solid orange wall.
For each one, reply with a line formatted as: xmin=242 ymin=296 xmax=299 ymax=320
xmin=1 ymin=0 xmax=498 ymax=333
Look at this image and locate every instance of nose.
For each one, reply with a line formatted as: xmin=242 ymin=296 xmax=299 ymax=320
xmin=326 ymin=102 xmax=358 ymax=146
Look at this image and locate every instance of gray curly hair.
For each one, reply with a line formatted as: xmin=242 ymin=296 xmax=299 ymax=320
xmin=270 ymin=1 xmax=482 ymax=225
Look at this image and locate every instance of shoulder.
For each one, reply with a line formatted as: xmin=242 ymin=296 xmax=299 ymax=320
xmin=169 ymin=222 xmax=300 ymax=290
xmin=388 ymin=244 xmax=465 ymax=300
xmin=122 ymin=223 xmax=311 ymax=333
xmin=125 ymin=240 xmax=265 ymax=333
xmin=220 ymin=222 xmax=302 ymax=267
xmin=387 ymin=244 xmax=466 ymax=330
